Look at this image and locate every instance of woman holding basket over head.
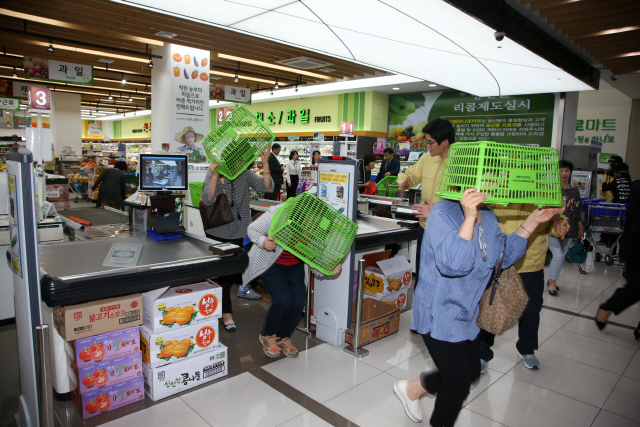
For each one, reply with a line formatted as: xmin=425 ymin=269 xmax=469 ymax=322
xmin=394 ymin=187 xmax=564 ymax=426
xmin=201 ymin=145 xmax=274 ymax=332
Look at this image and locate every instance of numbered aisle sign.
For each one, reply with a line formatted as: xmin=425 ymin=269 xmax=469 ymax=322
xmin=340 ymin=121 xmax=355 ymax=135
xmin=28 ymin=87 xmax=51 ymax=113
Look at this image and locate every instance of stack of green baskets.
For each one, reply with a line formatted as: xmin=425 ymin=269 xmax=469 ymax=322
xmin=189 ymin=182 xmax=204 ymax=206
xmin=376 ymin=176 xmax=399 ymax=197
xmin=435 ymin=141 xmax=564 ymax=207
xmin=269 ymin=192 xmax=358 ymax=275
xmin=202 ymin=106 xmax=275 ymax=180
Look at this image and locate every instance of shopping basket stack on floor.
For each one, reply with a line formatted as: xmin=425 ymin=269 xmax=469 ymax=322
xmin=582 ymin=199 xmax=628 ymax=266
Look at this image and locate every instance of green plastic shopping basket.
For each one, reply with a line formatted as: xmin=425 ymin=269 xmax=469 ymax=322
xmin=189 ymin=182 xmax=204 ymax=206
xmin=268 ymin=192 xmax=358 ymax=275
xmin=202 ymin=106 xmax=275 ymax=180
xmin=435 ymin=141 xmax=563 ymax=207
xmin=376 ymin=176 xmax=399 ymax=197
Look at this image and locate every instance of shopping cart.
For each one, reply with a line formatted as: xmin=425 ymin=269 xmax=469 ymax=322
xmin=582 ymin=199 xmax=627 ymax=266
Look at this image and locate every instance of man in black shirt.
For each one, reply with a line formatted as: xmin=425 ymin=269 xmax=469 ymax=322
xmin=266 ymin=143 xmax=283 ymax=200
xmin=602 ymin=162 xmax=632 ymax=203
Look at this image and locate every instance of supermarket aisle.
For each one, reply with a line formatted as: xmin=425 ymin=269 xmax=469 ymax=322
xmin=2 ymin=261 xmax=640 ymax=427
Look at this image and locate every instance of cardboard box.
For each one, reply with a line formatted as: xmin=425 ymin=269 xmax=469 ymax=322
xmin=140 ymin=319 xmax=219 ymax=369
xmin=364 ymin=288 xmax=409 ymax=311
xmin=363 ymin=255 xmax=412 ymax=297
xmin=345 ymin=299 xmax=400 ymax=346
xmin=69 ymin=351 xmax=143 ymax=394
xmin=64 ymin=326 xmax=141 ymax=369
xmin=72 ymin=377 xmax=144 ymax=419
xmin=142 ymin=344 xmax=228 ymax=401
xmin=142 ymin=282 xmax=222 ymax=334
xmin=53 ymin=294 xmax=143 ymax=341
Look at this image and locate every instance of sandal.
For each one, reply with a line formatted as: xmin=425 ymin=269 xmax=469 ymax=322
xmin=224 ymin=320 xmax=237 ymax=332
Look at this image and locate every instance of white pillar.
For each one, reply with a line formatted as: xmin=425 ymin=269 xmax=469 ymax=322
xmin=50 ymin=91 xmax=81 ymax=156
xmin=151 ymin=43 xmax=171 ymax=153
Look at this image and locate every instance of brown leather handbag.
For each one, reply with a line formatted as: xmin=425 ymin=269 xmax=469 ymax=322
xmin=199 ymin=181 xmax=235 ymax=229
xmin=476 ymin=251 xmax=529 ymax=335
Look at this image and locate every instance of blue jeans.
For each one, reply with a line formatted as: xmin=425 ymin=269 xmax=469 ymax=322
xmin=260 ymin=262 xmax=306 ymax=338
xmin=548 ymin=236 xmax=573 ymax=281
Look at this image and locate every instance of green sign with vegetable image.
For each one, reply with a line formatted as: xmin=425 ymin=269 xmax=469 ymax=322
xmin=389 ymin=91 xmax=556 ymax=150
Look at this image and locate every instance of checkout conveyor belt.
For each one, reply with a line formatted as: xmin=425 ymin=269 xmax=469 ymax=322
xmin=41 ymin=204 xmax=419 ymax=308
xmin=39 ymin=232 xmax=248 ymax=307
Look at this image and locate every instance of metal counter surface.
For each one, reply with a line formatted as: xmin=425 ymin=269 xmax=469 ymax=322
xmin=40 ymin=231 xmax=248 ymax=307
xmin=355 ymin=215 xmax=419 ymax=251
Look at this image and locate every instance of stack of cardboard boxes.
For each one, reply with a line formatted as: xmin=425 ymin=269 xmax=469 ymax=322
xmin=363 ymin=252 xmax=412 ymax=311
xmin=140 ymin=281 xmax=228 ymax=401
xmin=53 ymin=293 xmax=145 ymax=420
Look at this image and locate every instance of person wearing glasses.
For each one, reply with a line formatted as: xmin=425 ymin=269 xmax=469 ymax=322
xmin=397 ymin=118 xmax=455 ymax=297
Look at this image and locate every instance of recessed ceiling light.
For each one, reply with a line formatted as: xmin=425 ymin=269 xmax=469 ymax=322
xmin=429 ymin=84 xmax=437 ymax=87
xmin=497 ymin=46 xmax=502 ymax=49
xmin=319 ymin=68 xmax=335 ymax=73
xmin=392 ymin=87 xmax=400 ymax=90
xmin=97 ymin=59 xmax=115 ymax=64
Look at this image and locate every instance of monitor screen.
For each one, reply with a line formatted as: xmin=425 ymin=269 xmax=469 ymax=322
xmin=357 ymin=159 xmax=365 ymax=184
xmin=138 ymin=154 xmax=188 ymax=191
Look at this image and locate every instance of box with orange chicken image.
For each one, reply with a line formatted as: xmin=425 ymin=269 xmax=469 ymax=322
xmin=364 ymin=256 xmax=412 ymax=297
xmin=142 ymin=281 xmax=222 ymax=334
xmin=140 ymin=320 xmax=219 ymax=369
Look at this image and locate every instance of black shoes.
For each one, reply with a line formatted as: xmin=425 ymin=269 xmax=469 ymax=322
xmin=547 ymin=280 xmax=558 ymax=297
xmin=595 ymin=305 xmax=608 ymax=331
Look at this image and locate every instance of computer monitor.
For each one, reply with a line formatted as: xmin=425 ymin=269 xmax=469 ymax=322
xmin=357 ymin=159 xmax=365 ymax=184
xmin=138 ymin=154 xmax=188 ymax=192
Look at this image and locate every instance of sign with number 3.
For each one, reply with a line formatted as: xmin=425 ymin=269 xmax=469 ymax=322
xmin=28 ymin=87 xmax=51 ymax=112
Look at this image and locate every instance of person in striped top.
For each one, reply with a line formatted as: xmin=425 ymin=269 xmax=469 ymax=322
xmin=243 ymin=205 xmax=343 ymax=358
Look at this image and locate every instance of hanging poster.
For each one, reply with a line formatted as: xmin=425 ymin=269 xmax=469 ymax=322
xmin=0 ymin=97 xmax=20 ymax=111
xmin=210 ymin=84 xmax=251 ymax=104
xmin=0 ymin=79 xmax=29 ymax=98
xmin=23 ymin=57 xmax=93 ymax=86
xmin=389 ymin=91 xmax=556 ymax=149
xmin=170 ymin=45 xmax=210 ymax=162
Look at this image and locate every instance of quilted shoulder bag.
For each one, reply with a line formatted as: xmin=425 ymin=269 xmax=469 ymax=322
xmin=476 ymin=246 xmax=529 ymax=335
xmin=199 ymin=177 xmax=235 ymax=229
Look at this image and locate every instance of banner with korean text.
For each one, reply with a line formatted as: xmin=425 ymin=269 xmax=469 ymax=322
xmin=169 ymin=45 xmax=210 ymax=162
xmin=388 ymin=91 xmax=556 ymax=153
xmin=23 ymin=57 xmax=93 ymax=85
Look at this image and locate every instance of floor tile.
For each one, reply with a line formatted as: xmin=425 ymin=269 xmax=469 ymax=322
xmin=603 ymin=376 xmax=640 ymax=422
xmin=464 ymin=368 xmax=504 ymax=406
xmin=324 ymin=371 xmax=435 ymax=427
xmin=357 ymin=333 xmax=427 ymax=371
xmin=624 ymin=351 xmax=640 ymax=381
xmin=561 ymin=316 xmax=640 ymax=350
xmin=397 ymin=310 xmax=424 ymax=343
xmin=559 ymin=269 xmax=620 ymax=290
xmin=385 ymin=349 xmax=436 ymax=380
xmin=466 ymin=375 xmax=599 ymax=427
xmin=580 ymin=284 xmax=640 ymax=328
xmin=261 ymin=344 xmax=381 ymax=403
xmin=182 ymin=372 xmax=306 ymax=427
xmin=542 ymin=287 xmax=599 ymax=314
xmin=101 ymin=397 xmax=208 ymax=427
xmin=277 ymin=411 xmax=333 ymax=427
xmin=480 ymin=337 xmax=521 ymax=374
xmin=454 ymin=409 xmax=507 ymax=427
xmin=508 ymin=350 xmax=620 ymax=407
xmin=506 ymin=324 xmax=558 ymax=346
xmin=539 ymin=307 xmax=574 ymax=328
xmin=591 ymin=410 xmax=640 ymax=427
xmin=540 ymin=329 xmax=636 ymax=375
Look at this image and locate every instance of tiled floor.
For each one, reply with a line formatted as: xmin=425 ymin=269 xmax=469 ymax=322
xmin=2 ymin=259 xmax=640 ymax=427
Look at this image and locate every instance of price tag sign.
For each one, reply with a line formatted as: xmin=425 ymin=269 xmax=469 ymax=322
xmin=0 ymin=97 xmax=20 ymax=110
xmin=46 ymin=185 xmax=60 ymax=198
xmin=340 ymin=121 xmax=355 ymax=135
xmin=28 ymin=87 xmax=51 ymax=112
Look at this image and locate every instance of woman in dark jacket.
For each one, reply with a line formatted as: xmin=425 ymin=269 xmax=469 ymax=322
xmin=92 ymin=161 xmax=128 ymax=209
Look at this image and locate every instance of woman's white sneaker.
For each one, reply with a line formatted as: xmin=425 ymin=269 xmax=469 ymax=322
xmin=393 ymin=380 xmax=423 ymax=423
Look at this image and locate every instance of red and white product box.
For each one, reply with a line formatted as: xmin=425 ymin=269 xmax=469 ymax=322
xmin=142 ymin=281 xmax=222 ymax=334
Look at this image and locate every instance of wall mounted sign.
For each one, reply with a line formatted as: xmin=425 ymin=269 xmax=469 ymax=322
xmin=210 ymin=84 xmax=251 ymax=104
